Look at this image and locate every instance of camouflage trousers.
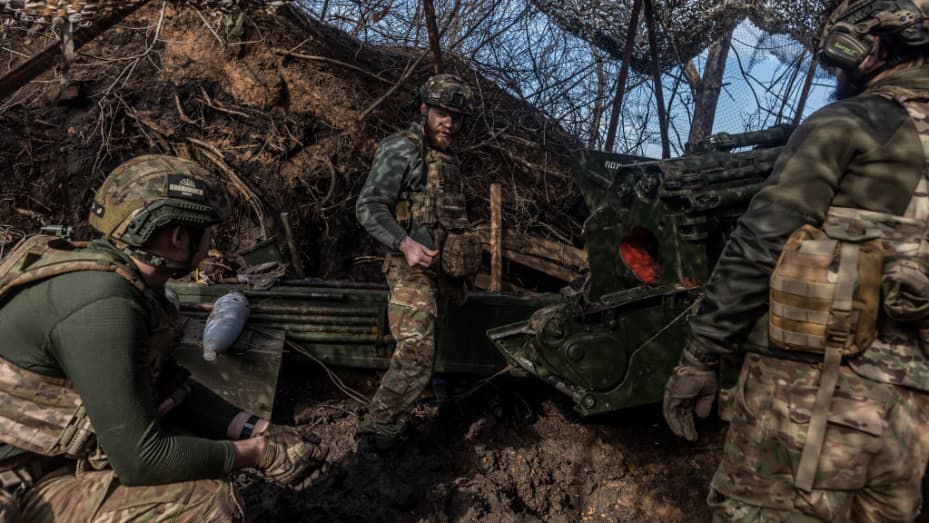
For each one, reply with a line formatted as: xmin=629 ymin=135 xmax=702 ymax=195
xmin=0 ymin=487 xmax=16 ymax=523
xmin=15 ymin=468 xmax=243 ymax=522
xmin=359 ymin=255 xmax=439 ymax=438
xmin=710 ymin=353 xmax=929 ymax=522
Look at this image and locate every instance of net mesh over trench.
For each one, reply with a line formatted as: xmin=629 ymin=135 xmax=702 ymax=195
xmin=530 ymin=0 xmax=835 ymax=73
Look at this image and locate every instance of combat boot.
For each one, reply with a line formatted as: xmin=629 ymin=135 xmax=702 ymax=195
xmin=356 ymin=431 xmax=399 ymax=463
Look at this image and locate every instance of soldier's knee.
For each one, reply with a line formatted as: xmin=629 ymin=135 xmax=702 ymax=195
xmin=381 ymin=365 xmax=432 ymax=396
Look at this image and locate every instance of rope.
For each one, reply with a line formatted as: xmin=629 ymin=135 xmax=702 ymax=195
xmin=279 ymin=337 xmax=369 ymax=405
xmin=444 ymin=363 xmax=515 ymax=402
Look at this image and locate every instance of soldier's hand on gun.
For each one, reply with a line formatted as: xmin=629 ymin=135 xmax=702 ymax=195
xmin=258 ymin=425 xmax=329 ymax=490
xmin=662 ymin=351 xmax=717 ymax=441
xmin=399 ymin=236 xmax=439 ymax=268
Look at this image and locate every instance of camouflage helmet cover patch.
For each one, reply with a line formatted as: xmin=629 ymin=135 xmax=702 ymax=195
xmin=89 ymin=155 xmax=229 ymax=247
xmin=420 ymin=74 xmax=475 ymax=116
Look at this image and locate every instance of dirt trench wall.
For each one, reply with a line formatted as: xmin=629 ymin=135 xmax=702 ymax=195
xmin=0 ymin=4 xmax=582 ymax=283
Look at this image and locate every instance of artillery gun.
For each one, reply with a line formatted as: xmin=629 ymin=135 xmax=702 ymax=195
xmin=163 ymin=125 xmax=793 ymax=418
xmin=488 ymin=124 xmax=793 ymax=415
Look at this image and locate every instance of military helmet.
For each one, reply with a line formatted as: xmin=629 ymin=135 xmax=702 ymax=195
xmin=818 ymin=0 xmax=929 ymax=70
xmin=419 ymin=74 xmax=475 ymax=116
xmin=89 ymin=155 xmax=228 ymax=248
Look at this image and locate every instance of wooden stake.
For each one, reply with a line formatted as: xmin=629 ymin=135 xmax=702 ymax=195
xmin=279 ymin=212 xmax=305 ymax=278
xmin=490 ymin=183 xmax=502 ymax=293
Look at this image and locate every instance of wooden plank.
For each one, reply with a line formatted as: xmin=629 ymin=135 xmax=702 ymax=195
xmin=473 ymin=273 xmax=531 ymax=294
xmin=502 ymin=248 xmax=581 ymax=282
xmin=476 ymin=226 xmax=588 ymax=270
xmin=174 ymin=319 xmax=284 ymax=419
xmin=490 ymin=183 xmax=503 ymax=293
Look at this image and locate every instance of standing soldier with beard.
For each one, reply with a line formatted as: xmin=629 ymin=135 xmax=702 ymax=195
xmin=355 ymin=74 xmax=482 ymax=458
xmin=662 ymin=1 xmax=929 ymax=521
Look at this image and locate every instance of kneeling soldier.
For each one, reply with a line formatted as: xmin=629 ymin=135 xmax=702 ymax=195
xmin=0 ymin=155 xmax=326 ymax=522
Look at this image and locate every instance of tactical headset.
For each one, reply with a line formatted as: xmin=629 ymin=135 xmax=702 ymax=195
xmin=818 ymin=0 xmax=929 ymax=70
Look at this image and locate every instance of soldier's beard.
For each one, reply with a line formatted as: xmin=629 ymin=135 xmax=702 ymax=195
xmin=425 ymin=121 xmax=453 ymax=151
xmin=831 ymin=72 xmax=868 ymax=101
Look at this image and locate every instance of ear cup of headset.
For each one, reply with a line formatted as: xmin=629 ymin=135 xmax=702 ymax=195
xmin=820 ymin=29 xmax=875 ymax=69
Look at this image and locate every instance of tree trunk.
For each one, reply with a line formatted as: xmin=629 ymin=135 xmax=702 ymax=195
xmin=423 ymin=0 xmax=444 ymax=74
xmin=687 ymin=28 xmax=733 ymax=145
xmin=604 ymin=0 xmax=642 ymax=152
xmin=642 ymin=0 xmax=670 ymax=159
xmin=589 ymin=45 xmax=607 ymax=149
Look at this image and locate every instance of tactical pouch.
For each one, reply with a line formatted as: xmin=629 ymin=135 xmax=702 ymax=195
xmin=0 ymin=356 xmax=96 ymax=460
xmin=442 ymin=232 xmax=482 ymax=278
xmin=881 ymin=233 xmax=929 ymax=357
xmin=768 ymin=216 xmax=885 ymax=357
xmin=394 ymin=200 xmax=412 ymax=229
xmin=768 ymin=209 xmax=888 ymax=493
xmin=435 ymin=194 xmax=470 ymax=231
xmin=408 ymin=193 xmax=437 ymax=228
xmin=881 ymin=240 xmax=929 ymax=323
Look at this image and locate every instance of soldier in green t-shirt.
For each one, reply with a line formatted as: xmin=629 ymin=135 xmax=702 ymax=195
xmin=0 ymin=155 xmax=327 ymax=522
xmin=356 ymin=75 xmax=482 ymax=458
xmin=663 ymin=1 xmax=929 ymax=520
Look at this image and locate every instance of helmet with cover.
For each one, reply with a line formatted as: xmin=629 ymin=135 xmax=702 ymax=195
xmin=419 ymin=74 xmax=475 ymax=116
xmin=89 ymin=154 xmax=228 ymax=269
xmin=818 ymin=0 xmax=929 ymax=70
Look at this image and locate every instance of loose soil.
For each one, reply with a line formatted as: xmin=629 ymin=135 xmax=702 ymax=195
xmin=239 ymin=359 xmax=725 ymax=522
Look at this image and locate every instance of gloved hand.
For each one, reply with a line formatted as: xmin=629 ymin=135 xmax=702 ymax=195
xmin=662 ymin=350 xmax=717 ymax=441
xmin=259 ymin=425 xmax=329 ymax=490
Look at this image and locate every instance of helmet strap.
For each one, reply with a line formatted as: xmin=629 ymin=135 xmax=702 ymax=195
xmin=123 ymin=246 xmax=190 ymax=272
xmin=120 ymin=225 xmax=206 ymax=277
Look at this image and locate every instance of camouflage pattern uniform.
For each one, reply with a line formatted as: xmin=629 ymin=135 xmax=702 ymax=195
xmin=18 ymin=469 xmax=242 ymax=523
xmin=0 ymin=156 xmax=244 ymax=522
xmin=0 ymin=487 xmax=16 ymax=523
xmin=356 ymin=122 xmax=449 ymax=438
xmin=356 ymin=75 xmax=476 ymax=439
xmin=681 ymin=64 xmax=929 ymax=521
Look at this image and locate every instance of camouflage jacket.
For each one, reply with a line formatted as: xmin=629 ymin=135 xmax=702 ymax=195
xmin=687 ymin=64 xmax=929 ymax=389
xmin=356 ymin=123 xmax=462 ymax=251
xmin=0 ymin=239 xmax=237 ymax=483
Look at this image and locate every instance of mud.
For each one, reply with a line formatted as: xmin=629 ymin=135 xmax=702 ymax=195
xmin=237 ymin=359 xmax=724 ymax=522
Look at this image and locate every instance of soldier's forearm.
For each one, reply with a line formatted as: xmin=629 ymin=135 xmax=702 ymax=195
xmin=688 ymin=198 xmax=813 ymax=355
xmin=359 ymin=209 xmax=408 ymax=250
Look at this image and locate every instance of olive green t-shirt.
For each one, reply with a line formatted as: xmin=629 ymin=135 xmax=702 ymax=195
xmin=0 ymin=240 xmax=237 ymax=485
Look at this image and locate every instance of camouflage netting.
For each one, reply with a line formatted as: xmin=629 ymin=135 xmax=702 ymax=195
xmin=0 ymin=0 xmax=284 ymax=26
xmin=531 ymin=0 xmax=835 ymax=72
